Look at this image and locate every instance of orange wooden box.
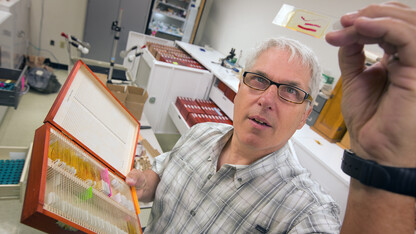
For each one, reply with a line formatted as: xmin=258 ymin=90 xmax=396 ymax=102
xmin=21 ymin=60 xmax=143 ymax=233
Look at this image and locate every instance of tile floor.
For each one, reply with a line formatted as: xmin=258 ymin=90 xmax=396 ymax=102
xmin=0 ymin=68 xmax=180 ymax=233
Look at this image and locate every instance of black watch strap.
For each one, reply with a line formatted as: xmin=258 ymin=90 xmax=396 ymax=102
xmin=341 ymin=149 xmax=416 ymax=197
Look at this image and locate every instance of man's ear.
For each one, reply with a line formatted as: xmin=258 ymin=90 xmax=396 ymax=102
xmin=297 ymin=105 xmax=313 ymax=129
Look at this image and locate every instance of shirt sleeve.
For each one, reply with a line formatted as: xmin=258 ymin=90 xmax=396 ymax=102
xmin=151 ymin=152 xmax=169 ymax=176
xmin=287 ymin=202 xmax=341 ymax=234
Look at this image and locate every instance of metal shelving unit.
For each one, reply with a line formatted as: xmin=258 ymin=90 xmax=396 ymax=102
xmin=147 ymin=0 xmax=203 ymax=42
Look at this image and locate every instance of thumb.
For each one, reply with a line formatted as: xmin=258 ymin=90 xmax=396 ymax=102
xmin=126 ymin=169 xmax=141 ymax=187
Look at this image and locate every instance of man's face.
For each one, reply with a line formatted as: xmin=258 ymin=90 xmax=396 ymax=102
xmin=233 ymin=47 xmax=312 ymax=155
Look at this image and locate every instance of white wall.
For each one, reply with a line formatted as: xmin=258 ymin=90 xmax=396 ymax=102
xmin=28 ymin=0 xmax=416 ymax=74
xmin=29 ymin=0 xmax=87 ymax=65
xmin=195 ymin=0 xmax=416 ymax=82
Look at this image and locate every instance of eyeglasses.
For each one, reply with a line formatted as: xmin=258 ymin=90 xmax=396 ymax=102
xmin=243 ymin=71 xmax=313 ymax=104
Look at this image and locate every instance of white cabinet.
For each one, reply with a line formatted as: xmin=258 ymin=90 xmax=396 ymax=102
xmin=139 ymin=47 xmax=212 ymax=134
xmin=123 ymin=31 xmax=173 ymax=83
xmin=0 ymin=11 xmax=12 ymax=68
xmin=176 ymin=41 xmax=240 ymax=121
xmin=0 ymin=0 xmax=30 ymax=69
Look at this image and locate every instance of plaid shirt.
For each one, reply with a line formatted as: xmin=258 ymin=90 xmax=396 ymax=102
xmin=146 ymin=123 xmax=340 ymax=233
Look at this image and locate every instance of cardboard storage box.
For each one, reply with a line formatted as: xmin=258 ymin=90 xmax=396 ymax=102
xmin=0 ymin=144 xmax=32 ymax=200
xmin=126 ymin=86 xmax=148 ymax=121
xmin=21 ymin=60 xmax=143 ymax=234
xmin=107 ymin=84 xmax=148 ymax=121
xmin=107 ymin=83 xmax=128 ymax=103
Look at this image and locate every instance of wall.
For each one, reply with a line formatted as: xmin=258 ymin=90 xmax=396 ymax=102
xmin=195 ymin=0 xmax=416 ymax=82
xmin=29 ymin=0 xmax=87 ymax=65
xmin=27 ymin=0 xmax=416 ymax=74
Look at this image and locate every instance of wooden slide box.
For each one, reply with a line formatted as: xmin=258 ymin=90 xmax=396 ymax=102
xmin=21 ymin=60 xmax=143 ymax=234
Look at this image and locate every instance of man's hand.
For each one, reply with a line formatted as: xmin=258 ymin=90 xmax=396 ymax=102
xmin=126 ymin=169 xmax=147 ymax=198
xmin=326 ymin=2 xmax=416 ymax=167
xmin=126 ymin=169 xmax=160 ymax=203
xmin=326 ymin=3 xmax=416 ymax=233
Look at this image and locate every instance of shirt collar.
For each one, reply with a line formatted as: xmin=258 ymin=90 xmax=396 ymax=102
xmin=207 ymin=126 xmax=295 ymax=188
xmin=207 ymin=126 xmax=234 ymax=163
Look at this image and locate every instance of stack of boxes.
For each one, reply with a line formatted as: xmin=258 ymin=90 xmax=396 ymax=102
xmin=217 ymin=80 xmax=236 ymax=102
xmin=146 ymin=42 xmax=206 ymax=70
xmin=175 ymin=96 xmax=233 ymax=127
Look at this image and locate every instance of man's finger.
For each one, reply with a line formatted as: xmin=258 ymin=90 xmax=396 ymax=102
xmin=340 ymin=3 xmax=415 ymax=28
xmin=353 ymin=17 xmax=416 ymax=66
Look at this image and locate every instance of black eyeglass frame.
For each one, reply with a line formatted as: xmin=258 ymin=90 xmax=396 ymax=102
xmin=242 ymin=71 xmax=313 ymax=104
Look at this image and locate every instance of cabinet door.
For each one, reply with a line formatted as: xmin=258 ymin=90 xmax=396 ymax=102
xmin=144 ymin=62 xmax=212 ymax=134
xmin=143 ymin=63 xmax=172 ymax=133
xmin=83 ymin=0 xmax=152 ymax=64
xmin=311 ymin=78 xmax=346 ymax=142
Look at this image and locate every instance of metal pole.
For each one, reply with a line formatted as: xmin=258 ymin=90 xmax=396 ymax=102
xmin=107 ymin=8 xmax=123 ymax=83
xmin=67 ymin=40 xmax=72 ymax=74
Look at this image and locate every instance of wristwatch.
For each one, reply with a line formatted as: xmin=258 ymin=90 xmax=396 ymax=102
xmin=341 ymin=149 xmax=416 ymax=197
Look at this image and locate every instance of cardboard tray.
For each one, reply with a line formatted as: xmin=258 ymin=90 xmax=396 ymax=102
xmin=21 ymin=60 xmax=143 ymax=234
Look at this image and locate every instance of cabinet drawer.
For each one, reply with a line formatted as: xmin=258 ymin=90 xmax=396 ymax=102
xmin=209 ymin=85 xmax=234 ymax=121
xmin=168 ymin=102 xmax=190 ymax=135
xmin=0 ymin=65 xmax=28 ymax=109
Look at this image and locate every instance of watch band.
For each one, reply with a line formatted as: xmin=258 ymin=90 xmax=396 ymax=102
xmin=341 ymin=149 xmax=416 ymax=197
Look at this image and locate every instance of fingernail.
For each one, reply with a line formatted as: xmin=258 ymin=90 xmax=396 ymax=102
xmin=344 ymin=11 xmax=358 ymax=20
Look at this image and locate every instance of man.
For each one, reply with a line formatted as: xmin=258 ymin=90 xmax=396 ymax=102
xmin=128 ymin=2 xmax=416 ymax=233
xmin=128 ymin=38 xmax=340 ymax=233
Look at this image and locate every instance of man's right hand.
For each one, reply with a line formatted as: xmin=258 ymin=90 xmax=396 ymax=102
xmin=326 ymin=2 xmax=416 ymax=167
xmin=325 ymin=2 xmax=416 ymax=233
xmin=126 ymin=169 xmax=160 ymax=203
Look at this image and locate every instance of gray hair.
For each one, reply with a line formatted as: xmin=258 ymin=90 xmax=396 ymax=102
xmin=245 ymin=37 xmax=321 ymax=103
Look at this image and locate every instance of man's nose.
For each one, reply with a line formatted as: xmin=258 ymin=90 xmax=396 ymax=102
xmin=258 ymin=84 xmax=279 ymax=110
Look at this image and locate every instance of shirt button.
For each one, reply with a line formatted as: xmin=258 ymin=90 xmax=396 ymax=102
xmin=237 ymin=178 xmax=242 ymax=183
xmin=207 ymin=174 xmax=212 ymax=179
xmin=190 ymin=210 xmax=196 ymax=216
